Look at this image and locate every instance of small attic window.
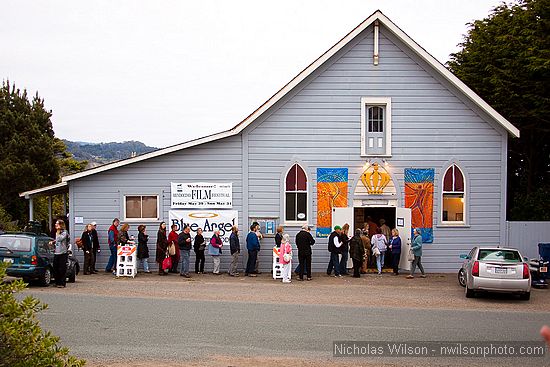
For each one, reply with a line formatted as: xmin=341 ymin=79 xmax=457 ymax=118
xmin=360 ymin=97 xmax=392 ymax=157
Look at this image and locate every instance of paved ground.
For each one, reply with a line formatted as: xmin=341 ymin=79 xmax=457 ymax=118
xmin=21 ymin=271 xmax=550 ymax=366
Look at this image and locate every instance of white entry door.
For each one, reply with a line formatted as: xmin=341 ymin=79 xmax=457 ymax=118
xmin=395 ymin=207 xmax=412 ymax=271
xmin=332 ymin=207 xmax=354 ymax=233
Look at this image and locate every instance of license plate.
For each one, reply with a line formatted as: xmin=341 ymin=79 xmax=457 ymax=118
xmin=3 ymin=258 xmax=13 ymax=264
xmin=540 ymin=267 xmax=547 ymax=273
xmin=494 ymin=267 xmax=507 ymax=274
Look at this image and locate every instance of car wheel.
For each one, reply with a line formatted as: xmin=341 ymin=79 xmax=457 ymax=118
xmin=519 ymin=292 xmax=530 ymax=301
xmin=458 ymin=269 xmax=466 ymax=287
xmin=40 ymin=268 xmax=52 ymax=287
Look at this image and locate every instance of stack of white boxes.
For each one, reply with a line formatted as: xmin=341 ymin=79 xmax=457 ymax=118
xmin=116 ymin=244 xmax=137 ymax=278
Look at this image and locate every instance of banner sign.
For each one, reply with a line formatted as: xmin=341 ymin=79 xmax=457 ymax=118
xmin=316 ymin=168 xmax=348 ymax=238
xmin=171 ymin=182 xmax=232 ymax=209
xmin=404 ymin=168 xmax=434 ymax=243
xmin=168 ymin=210 xmax=238 ymax=244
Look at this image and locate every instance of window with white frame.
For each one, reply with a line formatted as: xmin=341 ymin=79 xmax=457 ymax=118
xmin=125 ymin=195 xmax=159 ymax=220
xmin=285 ymin=164 xmax=307 ymax=222
xmin=442 ymin=165 xmax=465 ymax=223
xmin=361 ymin=97 xmax=392 ymax=156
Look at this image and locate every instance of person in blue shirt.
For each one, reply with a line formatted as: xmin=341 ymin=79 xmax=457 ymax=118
xmin=388 ymin=228 xmax=402 ymax=275
xmin=245 ymin=224 xmax=260 ymax=277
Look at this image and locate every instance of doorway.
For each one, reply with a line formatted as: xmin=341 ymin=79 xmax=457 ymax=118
xmin=332 ymin=206 xmax=411 ymax=272
xmin=353 ymin=207 xmax=396 ymax=233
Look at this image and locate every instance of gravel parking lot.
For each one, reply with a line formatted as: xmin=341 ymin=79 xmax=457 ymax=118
xmin=25 ymin=270 xmax=550 ymax=313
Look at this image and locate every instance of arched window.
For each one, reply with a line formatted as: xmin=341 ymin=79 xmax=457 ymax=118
xmin=442 ymin=164 xmax=465 ymax=223
xmin=285 ymin=164 xmax=307 ymax=222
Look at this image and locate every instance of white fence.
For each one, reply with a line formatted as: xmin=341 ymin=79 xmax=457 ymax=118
xmin=506 ymin=221 xmax=550 ymax=259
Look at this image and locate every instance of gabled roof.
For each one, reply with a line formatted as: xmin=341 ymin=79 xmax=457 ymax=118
xmin=62 ymin=10 xmax=519 ymax=183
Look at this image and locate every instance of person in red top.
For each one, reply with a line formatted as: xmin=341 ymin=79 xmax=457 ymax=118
xmin=366 ymin=216 xmax=379 ymax=238
xmin=105 ymin=218 xmax=119 ymax=274
xmin=167 ymin=224 xmax=180 ymax=273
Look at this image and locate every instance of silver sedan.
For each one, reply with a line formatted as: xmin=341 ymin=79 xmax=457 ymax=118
xmin=458 ymin=247 xmax=531 ymax=300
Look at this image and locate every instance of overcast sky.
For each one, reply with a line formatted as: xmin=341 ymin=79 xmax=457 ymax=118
xmin=1 ymin=0 xmax=501 ymax=148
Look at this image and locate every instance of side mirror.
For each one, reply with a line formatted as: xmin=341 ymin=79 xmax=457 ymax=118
xmin=459 ymin=254 xmax=469 ymax=259
xmin=523 ymin=257 xmax=529 ymax=262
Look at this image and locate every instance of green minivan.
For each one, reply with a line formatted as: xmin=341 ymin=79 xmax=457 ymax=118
xmin=0 ymin=232 xmax=79 ymax=286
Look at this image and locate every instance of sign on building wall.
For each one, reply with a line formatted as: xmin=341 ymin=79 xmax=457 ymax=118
xmin=316 ymin=168 xmax=348 ymax=238
xmin=170 ymin=182 xmax=232 ymax=209
xmin=404 ymin=168 xmax=434 ymax=243
xmin=168 ymin=210 xmax=238 ymax=244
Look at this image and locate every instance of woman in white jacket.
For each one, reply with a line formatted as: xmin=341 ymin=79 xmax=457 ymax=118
xmin=279 ymin=234 xmax=293 ymax=283
xmin=371 ymin=228 xmax=387 ymax=275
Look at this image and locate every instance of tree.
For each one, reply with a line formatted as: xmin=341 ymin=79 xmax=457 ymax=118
xmin=0 ymin=263 xmax=86 ymax=367
xmin=448 ymin=0 xmax=550 ymax=220
xmin=0 ymin=81 xmax=86 ymax=224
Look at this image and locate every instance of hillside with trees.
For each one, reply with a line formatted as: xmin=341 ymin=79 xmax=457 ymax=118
xmin=63 ymin=140 xmax=157 ymax=168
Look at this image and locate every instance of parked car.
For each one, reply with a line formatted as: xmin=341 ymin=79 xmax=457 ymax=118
xmin=0 ymin=232 xmax=80 ymax=286
xmin=458 ymin=246 xmax=531 ymax=300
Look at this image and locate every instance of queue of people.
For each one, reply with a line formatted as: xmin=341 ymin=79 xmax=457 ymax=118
xmin=77 ymin=216 xmax=425 ymax=282
xmin=327 ymin=217 xmax=426 ymax=279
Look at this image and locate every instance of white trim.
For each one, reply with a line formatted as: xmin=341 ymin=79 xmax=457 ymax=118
xmin=373 ymin=20 xmax=379 ymax=65
xmin=441 ymin=164 xmax=467 ymax=225
xmin=282 ymin=163 xmax=309 ymax=224
xmin=361 ymin=97 xmax=392 ymax=156
xmin=123 ymin=194 xmax=160 ymax=222
xmin=19 ymin=182 xmax=67 ymax=198
xmin=56 ymin=10 xmax=518 ymax=184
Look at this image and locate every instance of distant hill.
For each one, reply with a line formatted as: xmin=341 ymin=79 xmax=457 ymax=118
xmin=63 ymin=140 xmax=158 ymax=168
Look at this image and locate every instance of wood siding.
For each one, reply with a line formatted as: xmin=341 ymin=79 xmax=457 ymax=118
xmin=70 ymin=136 xmax=244 ymax=272
xmin=69 ymin=24 xmax=508 ymax=273
xmin=245 ymin=25 xmax=507 ymax=272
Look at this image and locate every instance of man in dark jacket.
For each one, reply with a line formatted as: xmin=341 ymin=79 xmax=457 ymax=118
xmin=295 ymin=224 xmax=315 ymax=281
xmin=90 ymin=221 xmax=100 ymax=273
xmin=350 ymin=229 xmax=365 ymax=278
xmin=245 ymin=224 xmax=260 ymax=277
xmin=326 ymin=225 xmax=342 ymax=277
xmin=178 ymin=225 xmax=192 ymax=278
xmin=229 ymin=226 xmax=240 ymax=277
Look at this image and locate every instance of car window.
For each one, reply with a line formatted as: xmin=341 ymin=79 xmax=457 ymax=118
xmin=477 ymin=249 xmax=521 ymax=262
xmin=37 ymin=239 xmax=50 ymax=255
xmin=0 ymin=235 xmax=32 ymax=252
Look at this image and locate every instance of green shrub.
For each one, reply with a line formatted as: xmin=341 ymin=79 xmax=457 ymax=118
xmin=0 ymin=263 xmax=86 ymax=367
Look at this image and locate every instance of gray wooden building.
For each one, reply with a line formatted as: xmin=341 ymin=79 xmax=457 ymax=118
xmin=22 ymin=11 xmax=519 ymax=273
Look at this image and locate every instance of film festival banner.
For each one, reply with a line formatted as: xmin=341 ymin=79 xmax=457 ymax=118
xmin=168 ymin=210 xmax=238 ymax=244
xmin=171 ymin=182 xmax=232 ymax=209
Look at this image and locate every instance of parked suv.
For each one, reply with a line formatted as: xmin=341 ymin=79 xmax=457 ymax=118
xmin=0 ymin=232 xmax=79 ymax=286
